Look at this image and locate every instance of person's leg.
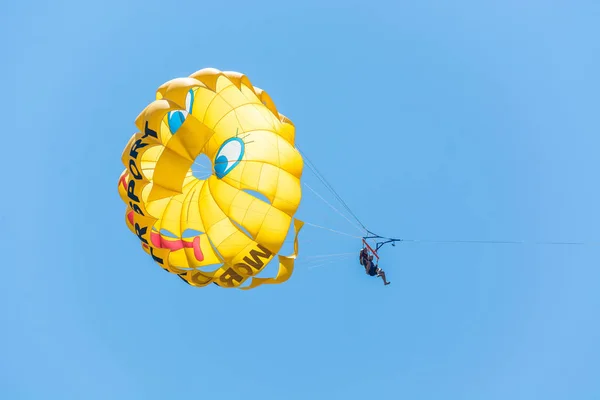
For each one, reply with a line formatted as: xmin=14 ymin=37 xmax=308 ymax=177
xmin=377 ymin=269 xmax=390 ymax=285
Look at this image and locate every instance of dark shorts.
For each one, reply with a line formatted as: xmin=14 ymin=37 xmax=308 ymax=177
xmin=368 ymin=266 xmax=378 ymax=276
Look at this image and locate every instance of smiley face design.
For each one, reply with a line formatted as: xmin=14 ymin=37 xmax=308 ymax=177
xmin=118 ymin=68 xmax=304 ymax=290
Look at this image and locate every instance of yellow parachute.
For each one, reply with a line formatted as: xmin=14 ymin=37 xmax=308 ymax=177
xmin=117 ymin=68 xmax=304 ymax=290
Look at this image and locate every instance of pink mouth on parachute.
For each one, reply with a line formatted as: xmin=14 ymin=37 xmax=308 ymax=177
xmin=127 ymin=211 xmax=205 ymax=262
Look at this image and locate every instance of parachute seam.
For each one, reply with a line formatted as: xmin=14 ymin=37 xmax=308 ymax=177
xmin=255 ymin=101 xmax=278 ymax=136
xmin=250 ymin=170 xmax=280 ymax=251
xmin=207 ymin=177 xmax=255 ymax=245
xmin=210 ymin=100 xmax=258 ymax=132
xmin=184 ymin=181 xmax=202 ymax=231
xmin=204 ymin=86 xmax=276 ymax=137
xmin=169 ymin=180 xmax=199 ymax=269
xmin=197 ymin=181 xmax=226 ymax=265
xmin=222 ymin=162 xmax=300 ymax=212
xmin=237 ymin=162 xmax=268 ymax=242
xmin=180 ymin=182 xmax=204 ymax=270
xmin=236 ymin=191 xmax=258 ymax=241
xmin=197 ymin=89 xmax=220 ymax=125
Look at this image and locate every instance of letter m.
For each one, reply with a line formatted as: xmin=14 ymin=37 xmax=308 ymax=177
xmin=243 ymin=244 xmax=273 ymax=271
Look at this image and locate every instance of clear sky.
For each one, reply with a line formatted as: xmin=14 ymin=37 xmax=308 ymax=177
xmin=2 ymin=1 xmax=600 ymax=399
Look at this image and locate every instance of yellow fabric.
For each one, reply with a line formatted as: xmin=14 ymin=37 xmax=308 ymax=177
xmin=118 ymin=68 xmax=303 ymax=289
xmin=240 ymin=219 xmax=304 ymax=290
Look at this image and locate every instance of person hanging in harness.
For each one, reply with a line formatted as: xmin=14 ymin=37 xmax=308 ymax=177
xmin=359 ymin=249 xmax=391 ymax=286
xmin=359 ymin=247 xmax=369 ymax=266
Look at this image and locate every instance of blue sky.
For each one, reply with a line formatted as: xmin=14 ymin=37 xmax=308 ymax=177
xmin=2 ymin=0 xmax=600 ymax=399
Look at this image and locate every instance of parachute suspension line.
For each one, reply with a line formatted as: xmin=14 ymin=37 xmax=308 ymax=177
xmin=296 ymin=147 xmax=401 ymax=252
xmin=297 ymin=146 xmax=370 ymax=234
xmin=302 ymin=252 xmax=357 ymax=260
xmin=302 ymin=221 xmax=363 ymax=239
xmin=296 ymin=151 xmax=597 ymax=251
xmin=193 ymin=160 xmax=210 ymax=169
xmin=303 ymin=182 xmax=365 ymax=235
xmin=302 ymin=253 xmax=357 ymax=270
xmin=299 ymin=252 xmax=356 ymax=269
xmin=306 ymin=256 xmax=356 ymax=270
xmin=401 ymin=238 xmax=599 ymax=246
xmin=192 ymin=170 xmax=212 ymax=180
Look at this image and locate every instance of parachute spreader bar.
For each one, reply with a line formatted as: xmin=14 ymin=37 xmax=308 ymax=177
xmin=363 ymin=231 xmax=403 ymax=253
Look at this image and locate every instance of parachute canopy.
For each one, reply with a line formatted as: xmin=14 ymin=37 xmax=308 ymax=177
xmin=118 ymin=68 xmax=304 ymax=289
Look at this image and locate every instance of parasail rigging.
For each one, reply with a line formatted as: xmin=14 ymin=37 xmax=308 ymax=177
xmin=117 ymin=67 xmax=597 ymax=290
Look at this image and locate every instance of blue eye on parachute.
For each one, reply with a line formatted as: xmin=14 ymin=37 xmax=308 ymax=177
xmin=167 ymin=89 xmax=195 ymax=134
xmin=185 ymin=88 xmax=194 ymax=111
xmin=214 ymin=137 xmax=245 ymax=179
